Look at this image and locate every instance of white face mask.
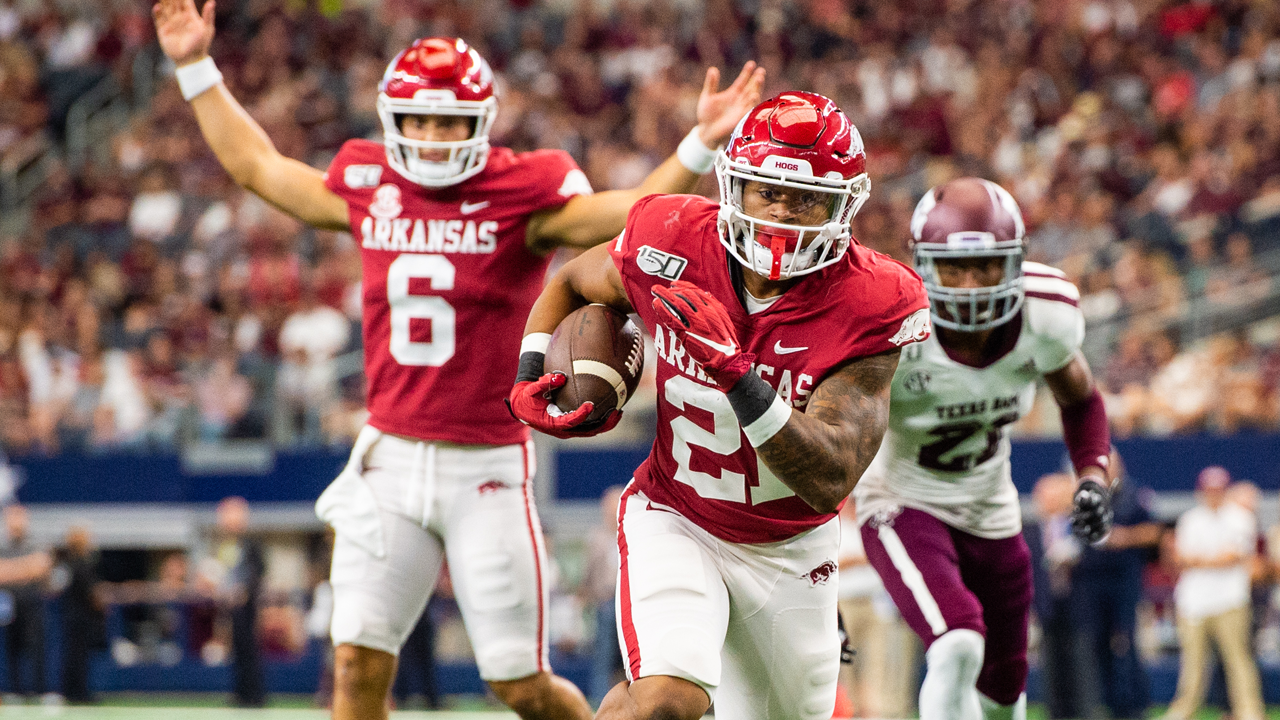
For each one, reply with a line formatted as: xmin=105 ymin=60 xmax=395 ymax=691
xmin=403 ymin=150 xmax=470 ymax=182
xmin=742 ymin=234 xmax=824 ymax=279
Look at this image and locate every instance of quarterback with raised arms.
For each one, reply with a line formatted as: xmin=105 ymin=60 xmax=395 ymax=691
xmin=153 ymin=0 xmax=765 ymax=718
xmin=511 ymin=92 xmax=930 ymax=720
xmin=854 ymin=177 xmax=1114 ymax=720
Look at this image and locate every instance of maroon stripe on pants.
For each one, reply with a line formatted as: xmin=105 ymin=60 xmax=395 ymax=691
xmin=861 ymin=507 xmax=1032 ymax=705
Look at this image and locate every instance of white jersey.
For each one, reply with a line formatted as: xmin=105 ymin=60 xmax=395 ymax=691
xmin=855 ymin=263 xmax=1084 ymax=539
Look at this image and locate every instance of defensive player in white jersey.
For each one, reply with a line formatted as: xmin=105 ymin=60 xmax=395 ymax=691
xmin=153 ymin=2 xmax=764 ymax=718
xmin=854 ymin=177 xmax=1114 ymax=720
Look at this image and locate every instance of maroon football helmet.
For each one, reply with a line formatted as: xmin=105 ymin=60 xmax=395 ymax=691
xmin=909 ymin=177 xmax=1026 ymax=331
xmin=715 ymin=92 xmax=871 ymax=280
xmin=377 ymin=38 xmax=497 ymax=187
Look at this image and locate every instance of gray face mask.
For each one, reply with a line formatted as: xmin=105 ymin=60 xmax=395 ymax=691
xmin=915 ymin=248 xmax=1026 ymax=332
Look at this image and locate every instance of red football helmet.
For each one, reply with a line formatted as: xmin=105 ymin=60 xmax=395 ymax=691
xmin=715 ymin=92 xmax=871 ymax=280
xmin=377 ymin=37 xmax=498 ymax=187
xmin=909 ymin=177 xmax=1027 ymax=332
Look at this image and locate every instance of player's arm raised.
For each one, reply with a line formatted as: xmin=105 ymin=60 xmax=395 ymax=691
xmin=1044 ymin=350 xmax=1114 ymax=543
xmin=507 ymin=244 xmax=633 ymax=437
xmin=153 ymin=0 xmax=349 ymax=231
xmin=524 ymin=63 xmax=766 ymax=253
xmin=651 ymin=280 xmax=897 ymax=513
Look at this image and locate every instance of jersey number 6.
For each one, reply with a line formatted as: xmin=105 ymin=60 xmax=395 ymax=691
xmin=387 ymin=254 xmax=456 ymax=367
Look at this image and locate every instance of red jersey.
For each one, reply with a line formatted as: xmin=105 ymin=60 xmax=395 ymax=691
xmin=611 ymin=194 xmax=930 ymax=543
xmin=324 ymin=140 xmax=591 ymax=445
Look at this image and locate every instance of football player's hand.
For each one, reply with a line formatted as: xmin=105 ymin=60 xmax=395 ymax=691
xmin=652 ymin=280 xmax=754 ymax=388
xmin=1071 ymin=478 xmax=1113 ymax=544
xmin=507 ymin=374 xmax=618 ymax=439
xmin=696 ymin=61 xmax=766 ymax=147
xmin=153 ymin=0 xmax=216 ymax=67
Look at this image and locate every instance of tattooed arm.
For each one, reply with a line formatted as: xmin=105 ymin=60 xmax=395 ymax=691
xmin=751 ymin=351 xmax=899 ymax=513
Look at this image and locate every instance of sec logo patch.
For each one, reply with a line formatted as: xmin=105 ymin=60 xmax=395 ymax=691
xmin=903 ymin=368 xmax=931 ymax=394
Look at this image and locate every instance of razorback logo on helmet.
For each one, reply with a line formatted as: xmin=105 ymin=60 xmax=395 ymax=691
xmin=804 ymin=560 xmax=838 ymax=586
xmin=889 ymin=308 xmax=932 ymax=346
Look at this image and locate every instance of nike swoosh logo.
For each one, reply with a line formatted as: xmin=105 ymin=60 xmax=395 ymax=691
xmin=774 ymin=341 xmax=808 ymax=355
xmin=460 ymin=200 xmax=490 ymax=215
xmin=685 ymin=332 xmax=737 ymax=356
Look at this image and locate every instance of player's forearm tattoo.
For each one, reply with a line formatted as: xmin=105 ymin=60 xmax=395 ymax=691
xmin=755 ymin=350 xmax=899 ymax=513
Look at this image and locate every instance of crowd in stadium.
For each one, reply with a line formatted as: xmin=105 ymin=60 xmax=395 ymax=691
xmin=0 ymin=0 xmax=1279 ymax=454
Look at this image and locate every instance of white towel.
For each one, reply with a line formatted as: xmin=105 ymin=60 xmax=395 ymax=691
xmin=315 ymin=425 xmax=386 ymax=559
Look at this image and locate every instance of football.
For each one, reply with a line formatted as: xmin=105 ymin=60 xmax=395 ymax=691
xmin=544 ymin=304 xmax=645 ymax=428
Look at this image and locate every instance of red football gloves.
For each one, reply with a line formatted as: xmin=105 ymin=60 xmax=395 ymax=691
xmin=652 ymin=280 xmax=754 ymax=388
xmin=507 ymin=372 xmax=622 ymax=439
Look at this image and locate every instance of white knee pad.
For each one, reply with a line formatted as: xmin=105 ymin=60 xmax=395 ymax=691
xmin=980 ymin=691 xmax=1027 ymax=720
xmin=919 ymin=629 xmax=985 ymax=720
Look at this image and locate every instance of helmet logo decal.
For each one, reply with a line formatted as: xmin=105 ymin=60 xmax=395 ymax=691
xmin=945 ymin=231 xmax=997 ymax=249
xmin=761 ymin=156 xmax=812 ymax=175
xmin=412 ymin=89 xmax=458 ymax=102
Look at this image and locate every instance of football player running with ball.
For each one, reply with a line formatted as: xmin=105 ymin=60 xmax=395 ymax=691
xmin=853 ymin=177 xmax=1114 ymax=720
xmin=511 ymin=92 xmax=931 ymax=720
xmin=153 ymin=2 xmax=765 ymax=719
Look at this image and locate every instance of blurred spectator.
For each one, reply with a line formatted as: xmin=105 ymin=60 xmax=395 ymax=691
xmin=0 ymin=504 xmax=51 ymax=701
xmin=275 ymin=286 xmax=349 ymax=446
xmin=1024 ymin=473 xmax=1087 ymax=720
xmin=201 ymin=497 xmax=266 ymax=708
xmin=58 ymin=525 xmax=103 ymax=705
xmin=580 ymin=485 xmax=624 ymax=707
xmin=305 ymin=546 xmax=334 ymax=708
xmin=1072 ymin=452 xmax=1161 ymax=719
xmin=1206 ymin=480 xmax=1271 ymax=712
xmin=0 ymin=0 xmax=1277 ymax=454
xmin=194 ymin=353 xmax=252 ymax=442
xmin=1165 ymin=467 xmax=1264 ymax=720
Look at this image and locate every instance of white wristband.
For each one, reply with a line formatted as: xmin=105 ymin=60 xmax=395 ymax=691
xmin=174 ymin=56 xmax=223 ymax=101
xmin=742 ymin=394 xmax=792 ymax=447
xmin=520 ymin=333 xmax=552 ymax=355
xmin=677 ymin=127 xmax=718 ymax=174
